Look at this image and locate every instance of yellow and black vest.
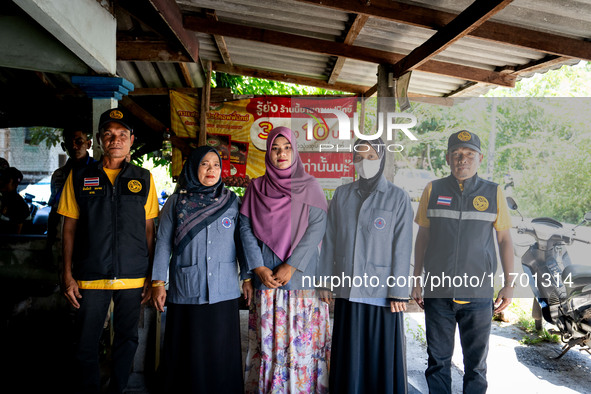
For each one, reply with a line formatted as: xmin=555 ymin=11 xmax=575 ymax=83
xmin=424 ymin=174 xmax=498 ymax=299
xmin=71 ymin=161 xmax=151 ymax=282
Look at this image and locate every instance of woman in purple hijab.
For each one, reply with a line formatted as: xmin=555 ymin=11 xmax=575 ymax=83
xmin=240 ymin=127 xmax=331 ymax=393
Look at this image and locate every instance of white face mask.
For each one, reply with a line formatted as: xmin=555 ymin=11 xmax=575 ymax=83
xmin=354 ymin=159 xmax=381 ymax=179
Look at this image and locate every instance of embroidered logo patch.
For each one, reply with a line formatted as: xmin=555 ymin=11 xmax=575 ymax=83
xmin=458 ymin=131 xmax=471 ymax=141
xmin=374 ymin=217 xmax=386 ymax=230
xmin=437 ymin=195 xmax=452 ymax=206
xmin=221 ymin=217 xmax=232 ymax=228
xmin=473 ymin=196 xmax=489 ymax=211
xmin=109 ymin=110 xmax=123 ymax=119
xmin=84 ymin=177 xmax=99 ymax=187
xmin=127 ymin=179 xmax=142 ymax=193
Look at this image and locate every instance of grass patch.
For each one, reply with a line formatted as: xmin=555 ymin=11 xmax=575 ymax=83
xmin=519 ymin=329 xmax=560 ymax=345
xmin=511 ymin=300 xmax=560 ymax=345
xmin=405 ymin=316 xmax=427 ymax=346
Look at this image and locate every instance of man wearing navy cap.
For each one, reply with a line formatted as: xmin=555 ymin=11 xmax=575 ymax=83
xmin=412 ymin=130 xmax=515 ymax=393
xmin=58 ymin=108 xmax=159 ymax=393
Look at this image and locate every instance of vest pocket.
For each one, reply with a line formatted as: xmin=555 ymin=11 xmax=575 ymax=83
xmin=177 ymin=265 xmax=199 ymax=298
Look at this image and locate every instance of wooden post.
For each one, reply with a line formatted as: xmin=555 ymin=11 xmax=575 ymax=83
xmin=199 ymin=60 xmax=212 ymax=147
xmin=359 ymin=95 xmax=366 ymax=135
xmin=486 ymin=97 xmax=497 ymax=181
xmin=377 ymin=64 xmax=397 ymax=183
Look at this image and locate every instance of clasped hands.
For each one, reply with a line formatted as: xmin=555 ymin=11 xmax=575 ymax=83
xmin=253 ymin=263 xmax=295 ymax=289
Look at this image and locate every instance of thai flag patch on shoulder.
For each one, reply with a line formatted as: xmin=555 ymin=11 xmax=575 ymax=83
xmin=84 ymin=177 xmax=99 ymax=187
xmin=437 ymin=195 xmax=452 ymax=206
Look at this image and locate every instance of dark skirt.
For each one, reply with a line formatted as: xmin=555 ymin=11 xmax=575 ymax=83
xmin=160 ymin=298 xmax=243 ymax=394
xmin=329 ymin=299 xmax=407 ymax=394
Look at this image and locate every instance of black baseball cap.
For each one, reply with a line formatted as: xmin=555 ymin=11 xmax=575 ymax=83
xmin=99 ymin=108 xmax=134 ymax=133
xmin=448 ymin=130 xmax=481 ymax=153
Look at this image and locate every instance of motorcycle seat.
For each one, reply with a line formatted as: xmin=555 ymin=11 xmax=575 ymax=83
xmin=563 ymin=264 xmax=591 ymax=291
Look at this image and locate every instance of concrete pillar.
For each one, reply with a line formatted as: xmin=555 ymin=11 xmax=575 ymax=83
xmin=92 ymin=99 xmax=117 ymax=159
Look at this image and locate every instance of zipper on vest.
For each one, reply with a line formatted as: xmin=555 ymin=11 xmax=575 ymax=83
xmin=453 ymin=191 xmax=463 ymax=300
xmin=111 ymin=181 xmax=118 ymax=279
xmin=111 ymin=164 xmax=126 ymax=279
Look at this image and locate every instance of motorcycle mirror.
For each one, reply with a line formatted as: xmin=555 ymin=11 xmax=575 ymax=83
xmin=572 ymin=211 xmax=591 ymax=231
xmin=506 ymin=196 xmax=523 ymax=221
xmin=506 ymin=197 xmax=518 ymax=210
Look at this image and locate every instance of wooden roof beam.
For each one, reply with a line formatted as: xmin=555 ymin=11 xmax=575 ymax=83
xmin=147 ymin=0 xmax=199 ymax=62
xmin=328 ymin=14 xmax=368 ymax=85
xmin=445 ymin=55 xmax=571 ymax=97
xmin=390 ymin=0 xmax=513 ymax=78
xmin=294 ymin=0 xmax=591 ymax=62
xmin=116 ymin=36 xmax=192 ymax=62
xmin=205 ymin=10 xmax=233 ymax=66
xmin=183 ymin=16 xmax=515 ymax=88
xmin=120 ymin=96 xmax=167 ymax=137
xmin=512 ymin=55 xmax=571 ymax=75
xmin=119 ymin=0 xmax=199 ymax=63
xmin=179 ymin=62 xmax=196 ymax=88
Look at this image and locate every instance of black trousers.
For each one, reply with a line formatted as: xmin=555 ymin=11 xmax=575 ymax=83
xmin=160 ymin=299 xmax=244 ymax=394
xmin=329 ymin=299 xmax=408 ymax=394
xmin=424 ymin=298 xmax=493 ymax=394
xmin=73 ymin=288 xmax=143 ymax=394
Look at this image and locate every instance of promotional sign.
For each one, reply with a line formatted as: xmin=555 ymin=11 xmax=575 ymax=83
xmin=170 ymin=93 xmax=358 ymax=196
xmin=169 ymin=90 xmax=200 ymax=178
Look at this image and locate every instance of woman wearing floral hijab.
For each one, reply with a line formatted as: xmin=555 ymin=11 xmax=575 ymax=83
xmin=319 ymin=137 xmax=414 ymax=393
xmin=151 ymin=146 xmax=251 ymax=393
xmin=240 ymin=126 xmax=331 ymax=393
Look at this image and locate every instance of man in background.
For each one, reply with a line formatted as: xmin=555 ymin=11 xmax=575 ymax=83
xmin=47 ymin=128 xmax=94 ymax=244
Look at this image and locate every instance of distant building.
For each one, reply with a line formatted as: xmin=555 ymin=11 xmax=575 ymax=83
xmin=0 ymin=128 xmax=65 ymax=186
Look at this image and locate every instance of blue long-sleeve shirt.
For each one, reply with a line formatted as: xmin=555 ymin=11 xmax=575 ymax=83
xmin=239 ymin=206 xmax=327 ymax=291
xmin=319 ymin=176 xmax=414 ymax=307
xmin=152 ymin=193 xmax=250 ymax=305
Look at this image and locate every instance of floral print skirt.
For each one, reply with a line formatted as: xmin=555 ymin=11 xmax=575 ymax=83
xmin=244 ymin=289 xmax=332 ymax=393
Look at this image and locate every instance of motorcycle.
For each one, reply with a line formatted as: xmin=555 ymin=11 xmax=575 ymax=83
xmin=507 ymin=196 xmax=591 ymax=358
xmin=22 ymin=192 xmax=50 ymax=235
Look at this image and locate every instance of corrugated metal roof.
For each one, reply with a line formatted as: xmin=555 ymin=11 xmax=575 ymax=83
xmin=111 ymin=0 xmax=591 ymax=97
xmin=2 ymin=0 xmax=590 ymax=134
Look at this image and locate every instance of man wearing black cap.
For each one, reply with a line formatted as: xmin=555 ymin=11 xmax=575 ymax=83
xmin=411 ymin=130 xmax=514 ymax=393
xmin=58 ymin=108 xmax=159 ymax=393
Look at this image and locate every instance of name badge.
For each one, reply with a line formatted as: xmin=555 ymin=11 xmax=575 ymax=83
xmin=80 ymin=186 xmax=105 ymax=196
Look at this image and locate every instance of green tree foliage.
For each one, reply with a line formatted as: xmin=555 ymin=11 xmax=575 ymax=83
xmin=481 ymin=61 xmax=591 ymax=223
xmin=213 ymin=72 xmax=345 ymax=95
xmin=26 ymin=127 xmax=62 ymax=148
xmin=399 ymin=61 xmax=591 ymax=223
